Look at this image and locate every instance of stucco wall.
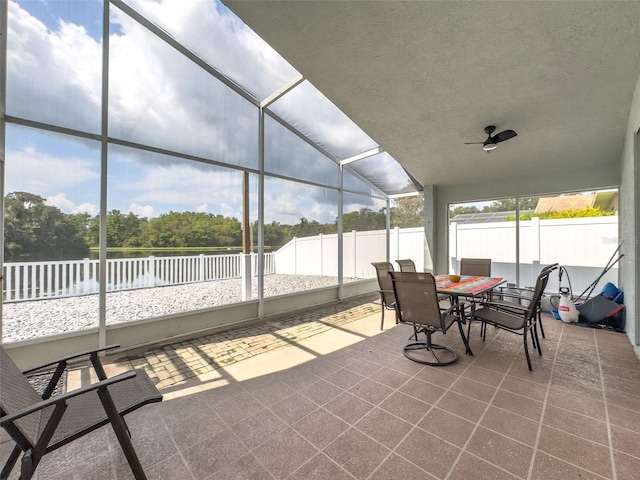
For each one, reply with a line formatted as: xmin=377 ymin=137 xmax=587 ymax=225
xmin=619 ymin=73 xmax=640 ymax=353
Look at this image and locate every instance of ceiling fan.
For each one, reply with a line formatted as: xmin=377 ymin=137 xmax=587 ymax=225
xmin=465 ymin=125 xmax=517 ymax=152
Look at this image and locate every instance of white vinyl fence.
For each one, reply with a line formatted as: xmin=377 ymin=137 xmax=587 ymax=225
xmin=450 ymin=216 xmax=620 ymax=295
xmin=273 ymin=227 xmax=426 ymax=279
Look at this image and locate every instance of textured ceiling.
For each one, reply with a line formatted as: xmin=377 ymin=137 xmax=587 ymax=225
xmin=224 ymin=1 xmax=640 ymax=189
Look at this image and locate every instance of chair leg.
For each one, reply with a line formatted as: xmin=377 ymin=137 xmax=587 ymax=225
xmin=523 ymin=330 xmax=533 ymax=371
xmin=97 ymin=388 xmax=148 ymax=480
xmin=380 ymin=305 xmax=385 ymax=331
xmin=19 ymin=450 xmax=35 ymax=480
xmin=533 ymin=324 xmax=542 ymax=355
xmin=1 ymin=445 xmax=21 ymax=480
xmin=457 ymin=319 xmax=473 ymax=356
xmin=537 ymin=310 xmax=546 ymax=338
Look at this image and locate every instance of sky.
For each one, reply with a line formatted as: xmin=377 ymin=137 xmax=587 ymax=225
xmin=4 ymin=0 xmax=390 ymax=224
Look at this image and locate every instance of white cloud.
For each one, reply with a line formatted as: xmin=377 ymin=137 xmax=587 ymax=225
xmin=6 ymin=145 xmax=99 ymax=195
xmin=129 ymin=203 xmax=155 ymax=219
xmin=119 ymin=163 xmax=244 ymax=217
xmin=219 ymin=202 xmax=240 ymax=219
xmin=196 ymin=203 xmax=208 ymax=213
xmin=46 ymin=193 xmax=98 ymax=216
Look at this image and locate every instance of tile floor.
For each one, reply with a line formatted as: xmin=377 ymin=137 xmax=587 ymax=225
xmin=3 ymin=301 xmax=640 ymax=480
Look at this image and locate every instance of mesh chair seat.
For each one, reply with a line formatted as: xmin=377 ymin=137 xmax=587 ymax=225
xmin=47 ymin=373 xmax=161 ymax=450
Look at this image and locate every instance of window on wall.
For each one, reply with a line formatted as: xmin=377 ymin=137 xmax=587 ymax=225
xmin=2 ymin=125 xmax=101 ymax=342
xmin=448 ymin=190 xmax=619 ymax=294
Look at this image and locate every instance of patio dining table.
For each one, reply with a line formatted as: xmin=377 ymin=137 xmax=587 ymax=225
xmin=435 ymin=274 xmax=507 ymax=352
xmin=435 ymin=274 xmax=507 ymax=299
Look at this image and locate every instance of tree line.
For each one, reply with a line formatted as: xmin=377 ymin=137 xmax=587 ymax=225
xmin=3 ymin=192 xmax=424 ymax=261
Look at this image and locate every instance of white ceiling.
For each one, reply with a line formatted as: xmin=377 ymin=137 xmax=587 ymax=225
xmin=224 ymin=1 xmax=640 ymax=189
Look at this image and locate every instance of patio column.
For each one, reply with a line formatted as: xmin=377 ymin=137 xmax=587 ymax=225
xmin=241 ymin=253 xmax=252 ymax=301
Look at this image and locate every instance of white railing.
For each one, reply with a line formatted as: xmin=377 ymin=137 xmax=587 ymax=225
xmin=3 ymin=253 xmax=275 ymax=302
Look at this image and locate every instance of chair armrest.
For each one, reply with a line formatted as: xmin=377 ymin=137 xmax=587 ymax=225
xmin=0 ymin=371 xmax=137 ymax=426
xmin=22 ymin=345 xmax=121 ymax=375
xmin=440 ymin=302 xmax=468 ymax=318
xmin=478 ymin=300 xmax=528 ymax=314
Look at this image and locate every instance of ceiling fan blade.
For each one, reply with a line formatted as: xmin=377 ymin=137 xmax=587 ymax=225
xmin=493 ymin=130 xmax=517 ymax=143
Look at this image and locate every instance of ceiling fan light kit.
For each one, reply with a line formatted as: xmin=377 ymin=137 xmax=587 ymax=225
xmin=466 ymin=125 xmax=517 ymax=152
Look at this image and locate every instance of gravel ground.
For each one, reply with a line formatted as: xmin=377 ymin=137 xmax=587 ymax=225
xmin=2 ymin=275 xmax=360 ymax=343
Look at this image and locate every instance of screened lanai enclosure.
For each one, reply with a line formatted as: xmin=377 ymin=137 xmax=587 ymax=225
xmin=0 ymin=0 xmax=422 ymax=362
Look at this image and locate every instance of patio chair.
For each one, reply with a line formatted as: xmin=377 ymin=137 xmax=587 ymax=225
xmin=390 ymin=271 xmax=470 ymax=366
xmin=471 ymin=265 xmax=555 ymax=371
xmin=459 ymin=257 xmax=492 ymax=276
xmin=490 ymin=263 xmax=559 ymax=339
xmin=396 ymin=259 xmax=417 ymax=272
xmin=0 ymin=344 xmax=162 ymax=480
xmin=371 ymin=262 xmax=397 ymax=330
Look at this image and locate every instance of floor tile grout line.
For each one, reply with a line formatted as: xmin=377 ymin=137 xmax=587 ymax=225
xmin=159 ymin=418 xmax=199 ymax=480
xmin=526 ymin=320 xmax=563 ymax=480
xmin=444 ymin=327 xmax=521 ymax=480
xmin=595 ymin=327 xmax=618 ymax=480
xmin=363 ymin=367 xmax=445 ymax=480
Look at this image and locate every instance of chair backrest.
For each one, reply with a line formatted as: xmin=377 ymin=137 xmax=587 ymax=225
xmin=525 ymin=264 xmax=557 ymax=319
xmin=389 ymin=272 xmax=444 ymax=330
xmin=0 ymin=346 xmax=45 ymax=447
xmin=371 ymin=262 xmax=395 ymax=306
xmin=396 ymin=259 xmax=417 ymax=272
xmin=460 ymin=258 xmax=492 ymax=276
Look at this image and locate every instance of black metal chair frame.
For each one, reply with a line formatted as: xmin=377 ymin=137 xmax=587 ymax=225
xmin=471 ymin=265 xmax=557 ymax=370
xmin=1 ymin=344 xmax=162 ymax=480
xmin=488 ymin=263 xmax=559 ymax=339
xmin=390 ymin=271 xmax=471 ymax=366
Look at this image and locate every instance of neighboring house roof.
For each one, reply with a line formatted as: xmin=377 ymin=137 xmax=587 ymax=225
xmin=534 ymin=194 xmax=594 ymax=214
xmin=534 ymin=191 xmax=618 ymax=214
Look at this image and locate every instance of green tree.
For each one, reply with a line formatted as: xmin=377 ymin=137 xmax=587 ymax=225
xmin=342 ymin=208 xmax=386 ymax=232
xmin=262 ymin=221 xmax=290 ymax=248
xmin=4 ymin=192 xmax=89 ymax=260
xmin=87 ymin=210 xmax=146 ymax=247
xmin=391 ymin=195 xmax=423 ymax=228
xmin=449 ymin=205 xmax=480 ymax=219
xmin=131 ymin=212 xmax=242 ymax=247
xmin=292 ymin=217 xmax=330 ymax=238
xmin=508 ymin=205 xmax=615 ymax=221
